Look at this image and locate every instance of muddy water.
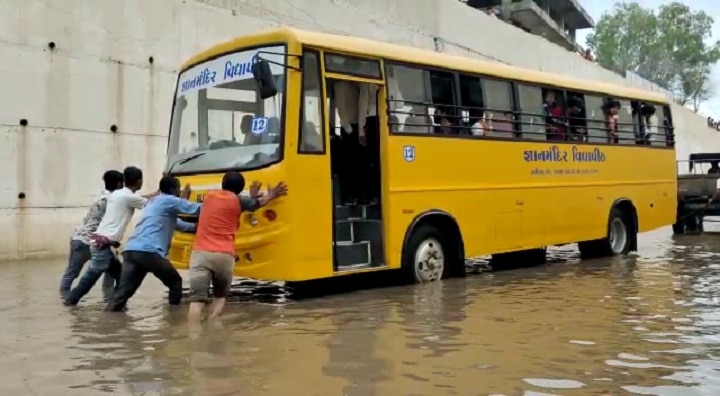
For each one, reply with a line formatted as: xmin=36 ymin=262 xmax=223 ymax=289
xmin=1 ymin=228 xmax=719 ymax=395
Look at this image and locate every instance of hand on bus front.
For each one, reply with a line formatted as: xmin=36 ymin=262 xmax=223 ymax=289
xmin=180 ymin=184 xmax=191 ymax=199
xmin=249 ymin=181 xmax=263 ymax=198
xmin=267 ymin=182 xmax=288 ymax=200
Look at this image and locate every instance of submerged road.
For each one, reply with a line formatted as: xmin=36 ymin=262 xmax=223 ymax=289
xmin=0 ymin=227 xmax=719 ymax=395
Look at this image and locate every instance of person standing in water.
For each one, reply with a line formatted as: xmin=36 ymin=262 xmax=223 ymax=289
xmin=187 ymin=171 xmax=287 ymax=322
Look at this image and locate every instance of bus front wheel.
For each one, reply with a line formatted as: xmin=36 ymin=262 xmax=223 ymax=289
xmin=402 ymin=224 xmax=451 ymax=284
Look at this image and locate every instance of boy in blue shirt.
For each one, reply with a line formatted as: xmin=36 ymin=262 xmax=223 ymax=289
xmin=105 ymin=176 xmax=200 ymax=311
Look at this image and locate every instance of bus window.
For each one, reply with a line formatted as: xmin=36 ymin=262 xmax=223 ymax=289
xmin=386 ymin=64 xmax=432 ymax=134
xmin=429 ymin=71 xmax=459 ymax=135
xmin=616 ymin=99 xmax=635 ymax=145
xmin=656 ymin=105 xmax=675 ymax=147
xmin=584 ymin=95 xmax=607 ymax=144
xmin=482 ymin=79 xmax=515 ymax=138
xmin=299 ymin=51 xmax=324 ymax=153
xmin=516 ymin=84 xmax=545 ymax=140
xmin=459 ymin=74 xmax=484 ymax=136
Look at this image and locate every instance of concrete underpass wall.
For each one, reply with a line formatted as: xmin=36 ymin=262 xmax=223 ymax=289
xmin=0 ymin=0 xmax=716 ymax=260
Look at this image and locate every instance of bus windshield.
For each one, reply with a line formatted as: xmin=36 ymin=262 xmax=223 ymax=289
xmin=166 ymin=45 xmax=286 ymax=174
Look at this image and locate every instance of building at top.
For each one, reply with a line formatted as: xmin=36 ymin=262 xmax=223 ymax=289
xmin=466 ymin=0 xmax=594 ymax=51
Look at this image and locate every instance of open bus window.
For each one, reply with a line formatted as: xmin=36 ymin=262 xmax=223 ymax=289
xmin=166 ymin=45 xmax=286 ymax=174
xmin=459 ymin=74 xmax=484 ymax=136
xmin=584 ymin=95 xmax=607 ymax=144
xmin=615 ymin=98 xmax=634 ymax=145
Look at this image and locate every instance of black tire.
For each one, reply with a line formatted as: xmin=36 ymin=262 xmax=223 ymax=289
xmin=401 ymin=224 xmax=455 ymax=284
xmin=579 ymin=207 xmax=634 ymax=258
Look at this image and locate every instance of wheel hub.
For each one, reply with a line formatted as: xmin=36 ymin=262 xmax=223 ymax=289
xmin=415 ymin=238 xmax=445 ymax=282
xmin=609 ymin=217 xmax=627 ymax=254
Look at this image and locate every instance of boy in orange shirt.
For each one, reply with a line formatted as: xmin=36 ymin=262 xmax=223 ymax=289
xmin=188 ymin=171 xmax=287 ymax=321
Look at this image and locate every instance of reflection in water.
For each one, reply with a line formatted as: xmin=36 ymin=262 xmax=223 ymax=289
xmin=0 ymin=227 xmax=719 ymax=395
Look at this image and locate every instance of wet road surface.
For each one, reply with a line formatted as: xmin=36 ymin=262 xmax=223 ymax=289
xmin=1 ymin=227 xmax=719 ymax=395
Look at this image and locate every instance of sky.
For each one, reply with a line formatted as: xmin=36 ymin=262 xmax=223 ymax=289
xmin=575 ymin=0 xmax=720 ymax=118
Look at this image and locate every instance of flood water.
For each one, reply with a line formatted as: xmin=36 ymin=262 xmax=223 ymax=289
xmin=1 ymin=228 xmax=720 ymax=396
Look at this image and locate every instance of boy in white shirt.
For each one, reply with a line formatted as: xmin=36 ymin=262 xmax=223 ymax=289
xmin=64 ymin=166 xmax=157 ymax=306
xmin=60 ymin=170 xmax=124 ymax=299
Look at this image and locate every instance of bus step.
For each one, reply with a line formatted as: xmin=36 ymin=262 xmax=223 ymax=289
xmin=351 ymin=220 xmax=384 ymax=266
xmin=334 ymin=204 xmax=381 ymax=221
xmin=336 ymin=263 xmax=373 ymax=272
xmin=334 ymin=220 xmax=353 ymax=242
xmin=335 ymin=241 xmax=371 ymax=268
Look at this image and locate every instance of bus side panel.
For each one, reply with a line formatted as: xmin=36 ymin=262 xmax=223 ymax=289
xmin=384 ymin=135 xmax=676 ymax=262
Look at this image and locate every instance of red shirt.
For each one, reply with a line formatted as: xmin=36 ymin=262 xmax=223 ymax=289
xmin=547 ymin=105 xmax=566 ymax=140
xmin=194 ymin=190 xmax=241 ymax=255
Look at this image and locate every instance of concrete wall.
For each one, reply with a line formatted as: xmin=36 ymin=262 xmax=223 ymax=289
xmin=0 ymin=0 xmax=717 ymax=260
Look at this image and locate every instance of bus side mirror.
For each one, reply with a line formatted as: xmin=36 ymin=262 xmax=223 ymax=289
xmin=252 ymin=59 xmax=278 ymax=100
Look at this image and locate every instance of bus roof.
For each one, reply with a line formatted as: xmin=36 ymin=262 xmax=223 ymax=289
xmin=182 ymin=27 xmax=670 ymax=104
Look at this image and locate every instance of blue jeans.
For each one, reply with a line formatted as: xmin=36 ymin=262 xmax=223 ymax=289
xmin=64 ymin=245 xmax=121 ymax=305
xmin=60 ymin=240 xmax=115 ymax=298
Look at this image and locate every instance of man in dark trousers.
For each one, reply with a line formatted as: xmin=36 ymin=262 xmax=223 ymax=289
xmin=105 ymin=176 xmax=200 ymax=311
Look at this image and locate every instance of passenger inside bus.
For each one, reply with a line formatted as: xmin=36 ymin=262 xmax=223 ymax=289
xmin=604 ymin=99 xmax=622 ymax=144
xmin=433 ymin=106 xmax=458 ymax=135
xmin=543 ymin=90 xmax=565 ymax=141
xmin=468 ymin=109 xmax=487 ymax=136
xmin=567 ymin=96 xmax=587 ymax=141
xmin=636 ymin=102 xmax=656 ymax=144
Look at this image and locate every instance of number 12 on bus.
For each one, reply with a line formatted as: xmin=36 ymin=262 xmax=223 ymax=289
xmin=165 ymin=27 xmax=676 ymax=285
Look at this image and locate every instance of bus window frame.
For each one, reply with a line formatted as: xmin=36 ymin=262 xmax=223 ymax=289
xmin=298 ymin=49 xmax=326 ymax=155
xmin=381 ymin=59 xmax=673 ymax=150
xmin=324 ymin=52 xmax=383 ymax=80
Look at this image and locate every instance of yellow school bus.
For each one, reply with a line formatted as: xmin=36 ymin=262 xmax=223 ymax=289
xmin=166 ymin=27 xmax=676 ymax=284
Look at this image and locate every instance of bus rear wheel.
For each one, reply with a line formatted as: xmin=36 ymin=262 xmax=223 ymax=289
xmin=402 ymin=224 xmax=451 ymax=284
xmin=579 ymin=207 xmax=634 ymax=259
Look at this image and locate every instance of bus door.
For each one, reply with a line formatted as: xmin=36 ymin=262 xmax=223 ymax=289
xmin=321 ymin=51 xmax=388 ymax=272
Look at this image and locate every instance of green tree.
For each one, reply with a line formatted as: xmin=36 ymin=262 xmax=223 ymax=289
xmin=587 ymin=1 xmax=720 ymax=111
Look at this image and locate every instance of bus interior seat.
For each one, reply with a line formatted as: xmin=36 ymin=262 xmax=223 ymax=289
xmin=403 ymin=105 xmax=432 ymax=134
xmin=388 ymin=115 xmax=399 ymax=133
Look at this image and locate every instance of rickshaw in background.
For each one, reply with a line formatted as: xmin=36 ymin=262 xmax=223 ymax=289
xmin=674 ymin=153 xmax=720 ymax=234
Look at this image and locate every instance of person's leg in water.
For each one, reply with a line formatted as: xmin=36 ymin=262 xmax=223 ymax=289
xmin=60 ymin=240 xmax=91 ymax=299
xmin=187 ymin=251 xmax=214 ymax=322
xmin=105 ymin=251 xmax=148 ymax=312
xmin=207 ymin=252 xmax=236 ymax=320
xmin=102 ymin=253 xmax=122 ymax=300
xmin=146 ymin=253 xmax=183 ymax=307
xmin=64 ymin=244 xmax=115 ymax=305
